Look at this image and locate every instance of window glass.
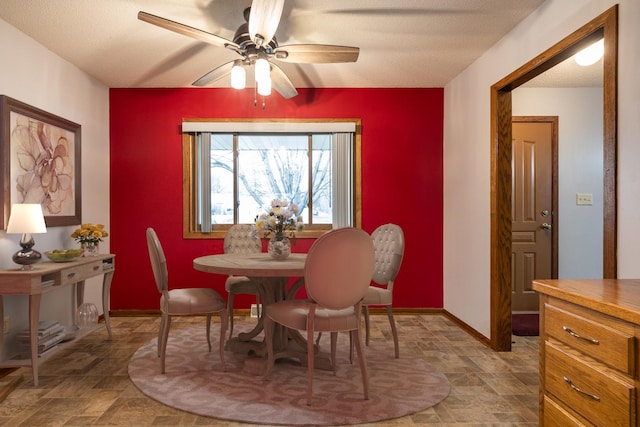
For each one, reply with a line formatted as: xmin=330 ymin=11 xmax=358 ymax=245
xmin=236 ymin=134 xmax=309 ymax=223
xmin=312 ymin=135 xmax=332 ymax=224
xmin=210 ymin=134 xmax=234 ymax=224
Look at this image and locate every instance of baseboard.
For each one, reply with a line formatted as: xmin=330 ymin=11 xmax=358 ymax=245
xmin=107 ymin=308 xmax=446 ymax=317
xmin=442 ymin=310 xmax=492 ymax=349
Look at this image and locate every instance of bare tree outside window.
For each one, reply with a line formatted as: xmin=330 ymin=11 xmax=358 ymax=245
xmin=209 ymin=134 xmax=332 ymax=225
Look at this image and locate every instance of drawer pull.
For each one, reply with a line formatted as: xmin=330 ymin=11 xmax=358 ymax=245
xmin=562 ymin=326 xmax=599 ymax=344
xmin=563 ymin=376 xmax=600 ymax=401
xmin=67 ymin=272 xmax=76 ymax=279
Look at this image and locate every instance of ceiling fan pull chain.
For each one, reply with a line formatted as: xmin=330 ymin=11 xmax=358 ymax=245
xmin=254 ymin=85 xmax=258 ymax=107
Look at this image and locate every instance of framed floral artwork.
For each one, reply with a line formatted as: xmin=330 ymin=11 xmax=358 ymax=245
xmin=0 ymin=95 xmax=81 ymax=228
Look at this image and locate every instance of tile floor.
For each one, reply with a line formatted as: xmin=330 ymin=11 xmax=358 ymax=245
xmin=0 ymin=314 xmax=539 ymax=426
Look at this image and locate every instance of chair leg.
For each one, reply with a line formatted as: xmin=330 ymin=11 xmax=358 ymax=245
xmin=227 ymin=292 xmax=235 ymax=340
xmin=160 ymin=314 xmax=172 ymax=374
xmin=330 ymin=332 xmax=338 ymax=375
xmin=219 ymin=308 xmax=228 ymax=371
xmin=352 ymin=327 xmax=369 ymax=400
xmin=306 ymin=316 xmax=315 ymax=406
xmin=349 ymin=332 xmax=354 ymax=364
xmin=363 ymin=305 xmax=371 ymax=346
xmin=205 ymin=313 xmax=212 ymax=352
xmin=386 ymin=305 xmax=399 ymax=358
xmin=157 ymin=313 xmax=167 ymax=357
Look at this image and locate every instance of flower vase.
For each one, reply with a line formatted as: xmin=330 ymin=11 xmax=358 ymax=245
xmin=268 ymin=236 xmax=291 ymax=260
xmin=82 ymin=243 xmax=99 ymax=257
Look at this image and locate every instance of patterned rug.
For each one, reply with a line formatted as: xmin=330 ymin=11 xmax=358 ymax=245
xmin=128 ymin=323 xmax=450 ymax=426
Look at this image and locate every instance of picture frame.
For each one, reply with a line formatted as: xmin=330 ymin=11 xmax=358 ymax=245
xmin=0 ymin=95 xmax=81 ymax=228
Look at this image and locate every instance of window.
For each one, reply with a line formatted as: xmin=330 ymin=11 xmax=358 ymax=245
xmin=182 ymin=120 xmax=361 ymax=238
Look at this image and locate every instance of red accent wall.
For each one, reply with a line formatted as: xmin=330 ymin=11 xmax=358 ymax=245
xmin=109 ymin=87 xmax=443 ymax=310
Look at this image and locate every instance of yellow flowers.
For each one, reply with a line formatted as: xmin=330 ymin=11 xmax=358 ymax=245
xmin=71 ymin=223 xmax=109 ymax=245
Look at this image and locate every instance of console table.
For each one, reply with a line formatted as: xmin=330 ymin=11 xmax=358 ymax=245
xmin=0 ymin=254 xmax=115 ymax=386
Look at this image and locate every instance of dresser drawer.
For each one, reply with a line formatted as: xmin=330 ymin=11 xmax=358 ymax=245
xmin=58 ymin=260 xmax=104 ymax=287
xmin=543 ymin=396 xmax=593 ymax=427
xmin=544 ymin=301 xmax=635 ymax=375
xmin=545 ymin=341 xmax=636 ymax=426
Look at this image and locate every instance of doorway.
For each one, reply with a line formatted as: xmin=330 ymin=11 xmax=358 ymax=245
xmin=489 ymin=6 xmax=617 ymax=351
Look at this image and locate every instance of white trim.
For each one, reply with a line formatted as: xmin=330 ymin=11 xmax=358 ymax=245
xmin=182 ymin=121 xmax=356 ymax=133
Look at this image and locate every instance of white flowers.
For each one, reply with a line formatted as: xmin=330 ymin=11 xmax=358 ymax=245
xmin=256 ymin=199 xmax=304 ymax=240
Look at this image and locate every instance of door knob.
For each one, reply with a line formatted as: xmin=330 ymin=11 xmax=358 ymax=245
xmin=541 ymin=223 xmax=552 ymax=230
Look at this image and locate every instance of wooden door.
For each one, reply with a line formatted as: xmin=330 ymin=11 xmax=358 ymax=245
xmin=511 ymin=117 xmax=558 ymax=312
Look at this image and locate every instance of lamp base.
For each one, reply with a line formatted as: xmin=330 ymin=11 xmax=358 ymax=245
xmin=13 ymin=249 xmax=42 ymax=270
xmin=12 ymin=235 xmax=41 ymax=270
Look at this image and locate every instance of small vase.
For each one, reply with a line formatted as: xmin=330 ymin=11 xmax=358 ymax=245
xmin=268 ymin=236 xmax=291 ymax=260
xmin=82 ymin=243 xmax=99 ymax=257
xmin=76 ymin=302 xmax=99 ymax=329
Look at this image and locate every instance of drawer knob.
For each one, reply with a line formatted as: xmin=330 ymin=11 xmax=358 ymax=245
xmin=562 ymin=326 xmax=600 ymax=345
xmin=563 ymin=376 xmax=600 ymax=401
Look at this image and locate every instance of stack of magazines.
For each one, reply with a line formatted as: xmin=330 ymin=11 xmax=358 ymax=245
xmin=16 ymin=320 xmax=66 ymax=357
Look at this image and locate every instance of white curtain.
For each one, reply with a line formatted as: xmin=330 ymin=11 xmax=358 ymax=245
xmin=332 ymin=132 xmax=353 ymax=228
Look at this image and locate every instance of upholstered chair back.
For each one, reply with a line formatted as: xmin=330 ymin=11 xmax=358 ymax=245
xmin=305 ymin=227 xmax=375 ymax=310
xmin=371 ymin=224 xmax=405 ymax=289
xmin=146 ymin=227 xmax=168 ymax=294
xmin=224 ymin=224 xmax=262 ymax=255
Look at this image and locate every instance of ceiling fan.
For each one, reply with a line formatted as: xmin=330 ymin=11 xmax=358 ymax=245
xmin=138 ymin=0 xmax=360 ymax=102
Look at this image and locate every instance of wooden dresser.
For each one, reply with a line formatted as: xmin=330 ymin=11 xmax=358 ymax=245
xmin=533 ymin=279 xmax=640 ymax=426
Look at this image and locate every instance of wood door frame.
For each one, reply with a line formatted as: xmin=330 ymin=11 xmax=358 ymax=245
xmin=490 ymin=6 xmax=617 ymax=351
xmin=512 ymin=116 xmax=559 ymax=291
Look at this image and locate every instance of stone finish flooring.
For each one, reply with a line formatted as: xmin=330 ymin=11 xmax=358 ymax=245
xmin=0 ymin=314 xmax=539 ymax=426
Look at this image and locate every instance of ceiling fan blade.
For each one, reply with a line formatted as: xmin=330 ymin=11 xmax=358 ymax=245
xmin=192 ymin=61 xmax=235 ymax=86
xmin=138 ymin=11 xmax=239 ymax=50
xmin=274 ymin=44 xmax=360 ymax=64
xmin=269 ymin=63 xmax=298 ymax=99
xmin=248 ymin=0 xmax=284 ymax=46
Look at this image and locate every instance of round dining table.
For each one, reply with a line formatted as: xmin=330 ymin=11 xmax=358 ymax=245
xmin=193 ymin=253 xmax=307 ymax=372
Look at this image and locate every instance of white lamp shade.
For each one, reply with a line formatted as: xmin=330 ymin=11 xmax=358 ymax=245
xmin=231 ymin=63 xmax=246 ymax=89
xmin=6 ymin=204 xmax=47 ymax=234
xmin=575 ymin=39 xmax=604 ymax=66
xmin=248 ymin=0 xmax=284 ymax=46
xmin=254 ymin=57 xmax=270 ymax=83
xmin=257 ymin=76 xmax=272 ymax=96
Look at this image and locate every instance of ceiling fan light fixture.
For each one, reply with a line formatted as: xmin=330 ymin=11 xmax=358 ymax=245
xmin=254 ymin=57 xmax=271 ymax=82
xmin=248 ymin=0 xmax=284 ymax=47
xmin=574 ymin=39 xmax=604 ymax=66
xmin=231 ymin=61 xmax=246 ymax=89
xmin=257 ymin=76 xmax=272 ymax=96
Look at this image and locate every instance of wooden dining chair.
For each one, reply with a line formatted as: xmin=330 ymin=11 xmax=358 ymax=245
xmin=263 ymin=227 xmax=375 ymax=405
xmin=146 ymin=227 xmax=228 ymax=373
xmin=224 ymin=224 xmax=262 ymax=339
xmin=362 ymin=223 xmax=405 ymax=358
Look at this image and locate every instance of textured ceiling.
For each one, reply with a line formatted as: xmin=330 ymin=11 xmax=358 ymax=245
xmin=0 ymin=0 xmax=601 ymax=90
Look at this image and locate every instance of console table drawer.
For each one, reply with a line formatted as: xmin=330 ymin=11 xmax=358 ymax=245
xmin=545 ymin=341 xmax=635 ymax=426
xmin=58 ymin=260 xmax=104 ymax=286
xmin=545 ymin=301 xmax=635 ymax=375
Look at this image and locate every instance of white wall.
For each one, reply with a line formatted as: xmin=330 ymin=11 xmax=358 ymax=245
xmin=513 ymin=87 xmax=603 ymax=279
xmin=0 ymin=17 xmax=110 ymax=355
xmin=444 ymin=0 xmax=640 ymax=338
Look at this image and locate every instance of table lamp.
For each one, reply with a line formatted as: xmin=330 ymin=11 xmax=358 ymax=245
xmin=6 ymin=203 xmax=47 ymax=270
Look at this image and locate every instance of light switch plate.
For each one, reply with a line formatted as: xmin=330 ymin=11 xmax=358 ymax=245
xmin=576 ymin=193 xmax=593 ymax=205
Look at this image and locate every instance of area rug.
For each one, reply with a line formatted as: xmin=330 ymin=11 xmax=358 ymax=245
xmin=128 ymin=323 xmax=450 ymax=426
xmin=512 ymin=313 xmax=539 ymax=336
